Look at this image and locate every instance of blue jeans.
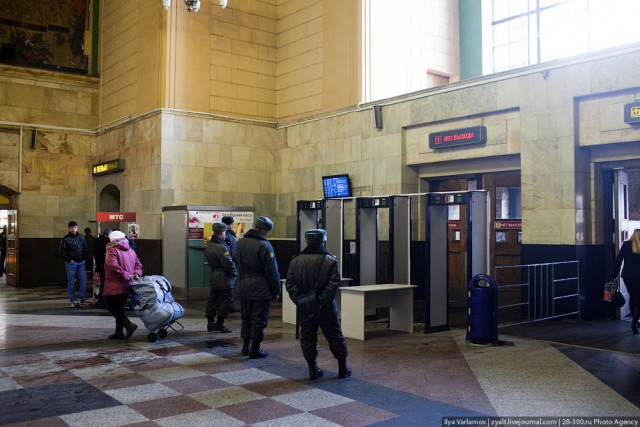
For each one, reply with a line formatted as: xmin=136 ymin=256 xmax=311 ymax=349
xmin=65 ymin=261 xmax=87 ymax=302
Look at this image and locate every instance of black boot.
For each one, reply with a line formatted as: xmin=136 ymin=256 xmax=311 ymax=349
xmin=632 ymin=308 xmax=639 ymax=335
xmin=108 ymin=322 xmax=125 ymax=340
xmin=249 ymin=342 xmax=268 ymax=359
xmin=212 ymin=317 xmax=232 ymax=333
xmin=338 ymin=358 xmax=352 ymax=379
xmin=207 ymin=317 xmax=216 ymax=332
xmin=241 ymin=339 xmax=250 ymax=356
xmin=307 ymin=360 xmax=324 ymax=380
xmin=123 ymin=317 xmax=138 ymax=339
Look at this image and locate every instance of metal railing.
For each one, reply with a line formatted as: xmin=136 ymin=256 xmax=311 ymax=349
xmin=494 ymin=261 xmax=580 ymax=325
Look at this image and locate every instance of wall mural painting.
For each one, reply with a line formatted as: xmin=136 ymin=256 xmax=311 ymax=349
xmin=0 ymin=0 xmax=89 ymax=74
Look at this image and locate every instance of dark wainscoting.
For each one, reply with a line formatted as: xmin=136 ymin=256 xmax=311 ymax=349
xmin=17 ymin=238 xmax=162 ymax=287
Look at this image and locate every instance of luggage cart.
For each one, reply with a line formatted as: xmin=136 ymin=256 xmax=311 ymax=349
xmin=131 ymin=275 xmax=185 ymax=342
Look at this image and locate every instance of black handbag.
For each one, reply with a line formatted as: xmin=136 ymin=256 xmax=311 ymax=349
xmin=605 ymin=278 xmax=626 ymax=308
xmin=612 ymin=289 xmax=626 ymax=309
xmin=297 ymin=257 xmax=325 ymax=326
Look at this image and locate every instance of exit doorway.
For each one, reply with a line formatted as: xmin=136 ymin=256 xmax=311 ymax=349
xmin=427 ymin=171 xmax=522 ymax=327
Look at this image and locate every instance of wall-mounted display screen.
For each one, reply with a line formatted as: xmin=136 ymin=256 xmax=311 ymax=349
xmin=322 ymin=174 xmax=351 ymax=198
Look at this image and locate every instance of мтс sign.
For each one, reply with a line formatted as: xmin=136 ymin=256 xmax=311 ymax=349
xmin=96 ymin=212 xmax=137 ymax=222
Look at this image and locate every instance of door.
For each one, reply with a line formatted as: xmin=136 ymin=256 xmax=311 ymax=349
xmin=614 ymin=170 xmax=631 ymax=318
xmin=485 ymin=172 xmax=522 ymax=322
xmin=5 ymin=210 xmax=17 ymax=286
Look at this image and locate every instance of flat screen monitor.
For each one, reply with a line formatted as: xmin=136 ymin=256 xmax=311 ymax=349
xmin=322 ymin=174 xmax=351 ymax=198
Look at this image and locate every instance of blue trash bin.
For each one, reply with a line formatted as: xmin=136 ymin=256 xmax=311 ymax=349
xmin=467 ymin=274 xmax=498 ymax=345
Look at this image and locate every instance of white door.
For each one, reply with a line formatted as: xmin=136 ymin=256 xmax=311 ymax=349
xmin=614 ymin=170 xmax=630 ymax=318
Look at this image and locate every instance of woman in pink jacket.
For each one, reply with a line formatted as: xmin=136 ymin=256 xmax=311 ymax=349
xmin=103 ymin=230 xmax=143 ymax=339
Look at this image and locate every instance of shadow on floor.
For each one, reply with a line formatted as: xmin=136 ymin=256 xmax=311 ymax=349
xmin=499 ymin=317 xmax=640 ymax=354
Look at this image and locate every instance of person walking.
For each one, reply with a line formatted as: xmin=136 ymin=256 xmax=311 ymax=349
xmin=103 ymin=230 xmax=142 ymax=340
xmin=235 ymin=216 xmax=280 ymax=358
xmin=94 ymin=229 xmax=111 ymax=307
xmin=59 ymin=221 xmax=90 ymax=307
xmin=285 ymin=229 xmax=351 ymax=379
xmin=614 ymin=229 xmax=640 ymax=335
xmin=205 ymin=221 xmax=237 ymax=333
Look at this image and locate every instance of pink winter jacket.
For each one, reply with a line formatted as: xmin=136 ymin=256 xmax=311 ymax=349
xmin=103 ymin=238 xmax=143 ymax=297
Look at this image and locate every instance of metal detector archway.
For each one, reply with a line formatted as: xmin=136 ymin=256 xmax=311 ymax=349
xmin=296 ymin=199 xmax=344 ymax=264
xmin=425 ymin=190 xmax=489 ymax=332
xmin=356 ymin=196 xmax=411 ymax=286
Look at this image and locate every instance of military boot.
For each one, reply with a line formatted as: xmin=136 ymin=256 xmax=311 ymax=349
xmin=338 ymin=358 xmax=352 ymax=379
xmin=212 ymin=317 xmax=232 ymax=333
xmin=249 ymin=342 xmax=268 ymax=359
xmin=241 ymin=339 xmax=250 ymax=356
xmin=207 ymin=317 xmax=216 ymax=332
xmin=307 ymin=359 xmax=324 ymax=380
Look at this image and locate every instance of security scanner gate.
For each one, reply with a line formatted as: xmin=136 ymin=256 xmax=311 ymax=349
xmin=356 ymin=196 xmax=412 ymax=285
xmin=356 ymin=197 xmax=387 ymax=285
xmin=296 ymin=200 xmax=323 ymax=253
xmin=425 ymin=190 xmax=489 ymax=332
xmin=389 ymin=195 xmax=411 ymax=284
xmin=296 ymin=199 xmax=344 ymax=263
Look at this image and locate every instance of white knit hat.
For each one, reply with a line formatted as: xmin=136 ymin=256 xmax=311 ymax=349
xmin=109 ymin=230 xmax=126 ymax=242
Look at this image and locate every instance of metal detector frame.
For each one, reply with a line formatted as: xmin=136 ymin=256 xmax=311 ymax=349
xmin=425 ymin=190 xmax=489 ymax=332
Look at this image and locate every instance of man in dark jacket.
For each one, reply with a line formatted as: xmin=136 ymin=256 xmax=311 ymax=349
xmin=59 ymin=220 xmax=89 ymax=307
xmin=286 ymin=229 xmax=351 ymax=380
xmin=222 ymin=215 xmax=238 ymax=258
xmin=205 ymin=221 xmax=237 ymax=333
xmin=235 ymin=216 xmax=280 ymax=358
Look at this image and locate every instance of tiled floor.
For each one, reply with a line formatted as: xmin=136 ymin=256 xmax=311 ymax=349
xmin=0 ymin=277 xmax=638 ymax=426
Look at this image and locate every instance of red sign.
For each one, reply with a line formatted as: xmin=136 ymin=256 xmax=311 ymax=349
xmin=96 ymin=212 xmax=137 ymax=222
xmin=429 ymin=126 xmax=487 ymax=149
xmin=494 ymin=220 xmax=521 ymax=230
xmin=188 ymin=228 xmax=204 ymax=240
xmin=448 ymin=221 xmax=461 ymax=230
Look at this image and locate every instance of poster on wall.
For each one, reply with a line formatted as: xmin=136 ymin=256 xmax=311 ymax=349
xmin=188 ymin=210 xmax=254 ymax=240
xmin=0 ymin=0 xmax=90 ymax=74
xmin=127 ymin=223 xmax=139 ymax=239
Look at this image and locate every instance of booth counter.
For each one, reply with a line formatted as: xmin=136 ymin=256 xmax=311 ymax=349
xmin=162 ymin=205 xmax=254 ymax=300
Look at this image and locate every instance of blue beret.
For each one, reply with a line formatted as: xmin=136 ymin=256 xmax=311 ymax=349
xmin=212 ymin=221 xmax=227 ymax=232
xmin=255 ymin=216 xmax=274 ymax=231
xmin=305 ymin=229 xmax=327 ymax=243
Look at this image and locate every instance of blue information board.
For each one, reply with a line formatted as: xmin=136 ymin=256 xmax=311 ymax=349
xmin=323 ymin=174 xmax=351 ymax=198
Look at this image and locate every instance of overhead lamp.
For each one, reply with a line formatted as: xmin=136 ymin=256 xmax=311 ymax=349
xmin=184 ymin=0 xmax=200 ymax=12
xmin=163 ymin=0 xmax=227 ymax=12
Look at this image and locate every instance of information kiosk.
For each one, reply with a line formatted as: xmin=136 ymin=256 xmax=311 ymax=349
xmin=425 ymin=191 xmax=489 ymax=332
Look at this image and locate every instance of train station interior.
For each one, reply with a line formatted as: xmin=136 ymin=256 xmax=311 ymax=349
xmin=1 ymin=0 xmax=640 ymax=424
